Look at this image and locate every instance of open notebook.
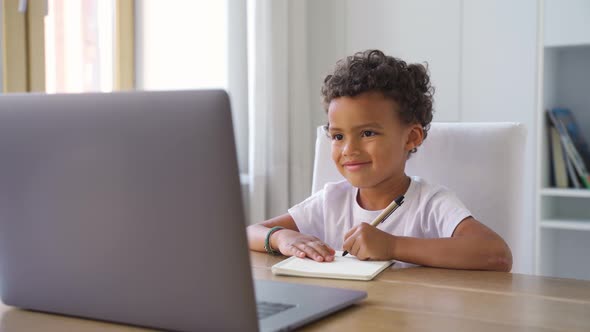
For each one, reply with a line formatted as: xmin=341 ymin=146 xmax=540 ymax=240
xmin=271 ymin=251 xmax=394 ymax=281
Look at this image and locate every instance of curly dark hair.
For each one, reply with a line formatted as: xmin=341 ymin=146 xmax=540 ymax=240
xmin=321 ymin=50 xmax=434 ymax=143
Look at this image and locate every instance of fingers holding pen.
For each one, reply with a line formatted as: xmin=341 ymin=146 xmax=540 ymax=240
xmin=342 ymin=223 xmax=365 ymax=258
xmin=342 ymin=223 xmax=396 ymax=261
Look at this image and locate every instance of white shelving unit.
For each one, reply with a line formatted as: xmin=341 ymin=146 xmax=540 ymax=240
xmin=536 ymin=0 xmax=590 ymax=280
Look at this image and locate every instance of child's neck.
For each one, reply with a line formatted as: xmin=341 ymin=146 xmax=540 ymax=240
xmin=357 ymin=174 xmax=411 ymax=211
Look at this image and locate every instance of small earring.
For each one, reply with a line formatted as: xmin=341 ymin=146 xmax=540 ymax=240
xmin=410 ymin=147 xmax=417 ymax=153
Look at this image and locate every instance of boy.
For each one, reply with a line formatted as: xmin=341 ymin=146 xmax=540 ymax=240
xmin=247 ymin=50 xmax=512 ymax=272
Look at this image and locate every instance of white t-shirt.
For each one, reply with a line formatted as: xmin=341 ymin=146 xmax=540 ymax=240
xmin=288 ymin=176 xmax=472 ymax=268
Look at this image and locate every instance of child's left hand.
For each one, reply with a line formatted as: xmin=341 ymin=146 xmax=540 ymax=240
xmin=342 ymin=222 xmax=396 ymax=261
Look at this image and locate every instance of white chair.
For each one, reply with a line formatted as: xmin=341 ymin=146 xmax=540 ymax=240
xmin=312 ymin=122 xmax=527 ymax=273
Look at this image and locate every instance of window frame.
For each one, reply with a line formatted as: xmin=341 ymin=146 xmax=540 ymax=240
xmin=115 ymin=0 xmax=135 ymax=90
xmin=1 ymin=0 xmax=43 ymax=92
xmin=1 ymin=0 xmax=135 ymax=93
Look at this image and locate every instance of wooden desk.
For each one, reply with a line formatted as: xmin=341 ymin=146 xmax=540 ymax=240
xmin=251 ymin=252 xmax=590 ymax=332
xmin=1 ymin=252 xmax=589 ymax=331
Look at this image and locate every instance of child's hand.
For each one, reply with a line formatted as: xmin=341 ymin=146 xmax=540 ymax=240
xmin=273 ymin=229 xmax=335 ymax=262
xmin=343 ymin=222 xmax=395 ymax=261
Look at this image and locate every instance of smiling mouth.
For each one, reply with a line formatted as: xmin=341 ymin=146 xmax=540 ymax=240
xmin=342 ymin=162 xmax=371 ymax=171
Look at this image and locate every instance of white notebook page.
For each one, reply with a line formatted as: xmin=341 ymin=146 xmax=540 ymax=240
xmin=273 ymin=251 xmax=393 ymax=278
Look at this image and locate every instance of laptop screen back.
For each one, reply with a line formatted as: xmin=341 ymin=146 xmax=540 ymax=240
xmin=0 ymin=90 xmax=258 ymax=331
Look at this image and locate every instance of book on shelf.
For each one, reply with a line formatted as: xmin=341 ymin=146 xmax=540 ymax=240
xmin=552 ymin=108 xmax=590 ymax=168
xmin=565 ymin=147 xmax=582 ymax=189
xmin=547 ymin=109 xmax=590 ymax=189
xmin=548 ymin=125 xmax=569 ymax=188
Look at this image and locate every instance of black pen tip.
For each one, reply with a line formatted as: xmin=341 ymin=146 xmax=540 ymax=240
xmin=342 ymin=251 xmax=349 ymax=257
xmin=396 ymin=195 xmax=405 ymax=205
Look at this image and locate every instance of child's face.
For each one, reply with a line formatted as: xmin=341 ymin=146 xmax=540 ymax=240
xmin=327 ymin=92 xmax=422 ymax=189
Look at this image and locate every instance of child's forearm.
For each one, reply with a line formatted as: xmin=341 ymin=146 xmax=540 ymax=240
xmin=247 ymin=224 xmax=273 ymax=252
xmin=391 ymin=235 xmax=512 ymax=271
xmin=246 ymin=213 xmax=301 ymax=253
xmin=248 ymin=216 xmax=336 ymax=262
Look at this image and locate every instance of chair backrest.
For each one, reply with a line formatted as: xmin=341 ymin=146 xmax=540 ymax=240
xmin=312 ymin=122 xmax=527 ymax=272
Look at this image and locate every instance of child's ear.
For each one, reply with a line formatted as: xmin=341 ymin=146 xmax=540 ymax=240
xmin=405 ymin=124 xmax=424 ymax=152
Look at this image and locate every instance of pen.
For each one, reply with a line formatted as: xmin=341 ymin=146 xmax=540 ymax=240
xmin=342 ymin=194 xmax=404 ymax=257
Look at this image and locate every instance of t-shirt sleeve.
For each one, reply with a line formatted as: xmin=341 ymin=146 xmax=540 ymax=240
xmin=287 ymin=190 xmax=325 ymax=240
xmin=423 ymin=191 xmax=472 ymax=238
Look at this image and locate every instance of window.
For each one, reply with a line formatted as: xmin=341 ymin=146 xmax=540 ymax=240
xmin=136 ymin=0 xmax=249 ymax=175
xmin=1 ymin=0 xmax=133 ymax=93
xmin=136 ymin=0 xmax=227 ymax=90
xmin=45 ymin=0 xmax=115 ymax=93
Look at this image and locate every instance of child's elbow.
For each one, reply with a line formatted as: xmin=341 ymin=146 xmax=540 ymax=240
xmin=491 ymin=254 xmax=512 ymax=272
xmin=488 ymin=243 xmax=513 ymax=272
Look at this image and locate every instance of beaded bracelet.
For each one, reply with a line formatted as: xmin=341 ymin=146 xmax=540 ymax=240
xmin=264 ymin=226 xmax=284 ymax=255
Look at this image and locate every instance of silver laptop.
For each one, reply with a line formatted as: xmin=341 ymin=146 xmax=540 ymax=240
xmin=0 ymin=90 xmax=366 ymax=332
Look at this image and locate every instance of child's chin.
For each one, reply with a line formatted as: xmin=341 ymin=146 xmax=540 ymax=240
xmin=344 ymin=176 xmax=375 ymax=188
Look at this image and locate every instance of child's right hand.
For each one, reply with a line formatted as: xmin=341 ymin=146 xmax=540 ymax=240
xmin=273 ymin=229 xmax=335 ymax=262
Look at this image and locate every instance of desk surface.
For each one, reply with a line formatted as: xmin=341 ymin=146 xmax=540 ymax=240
xmin=1 ymin=252 xmax=589 ymax=332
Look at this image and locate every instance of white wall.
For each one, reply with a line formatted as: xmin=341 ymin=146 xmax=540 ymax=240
xmin=307 ymin=0 xmax=463 ymax=128
xmin=304 ymin=0 xmax=538 ymax=274
xmin=344 ymin=0 xmax=463 ymax=122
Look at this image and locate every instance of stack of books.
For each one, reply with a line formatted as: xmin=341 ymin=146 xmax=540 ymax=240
xmin=547 ymin=108 xmax=590 ymax=189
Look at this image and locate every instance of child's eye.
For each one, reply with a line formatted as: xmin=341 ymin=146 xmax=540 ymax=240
xmin=331 ymin=133 xmax=343 ymax=141
xmin=361 ymin=130 xmax=376 ymax=137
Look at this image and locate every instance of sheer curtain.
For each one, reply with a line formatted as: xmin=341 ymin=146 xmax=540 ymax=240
xmin=244 ymin=0 xmax=314 ymax=224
